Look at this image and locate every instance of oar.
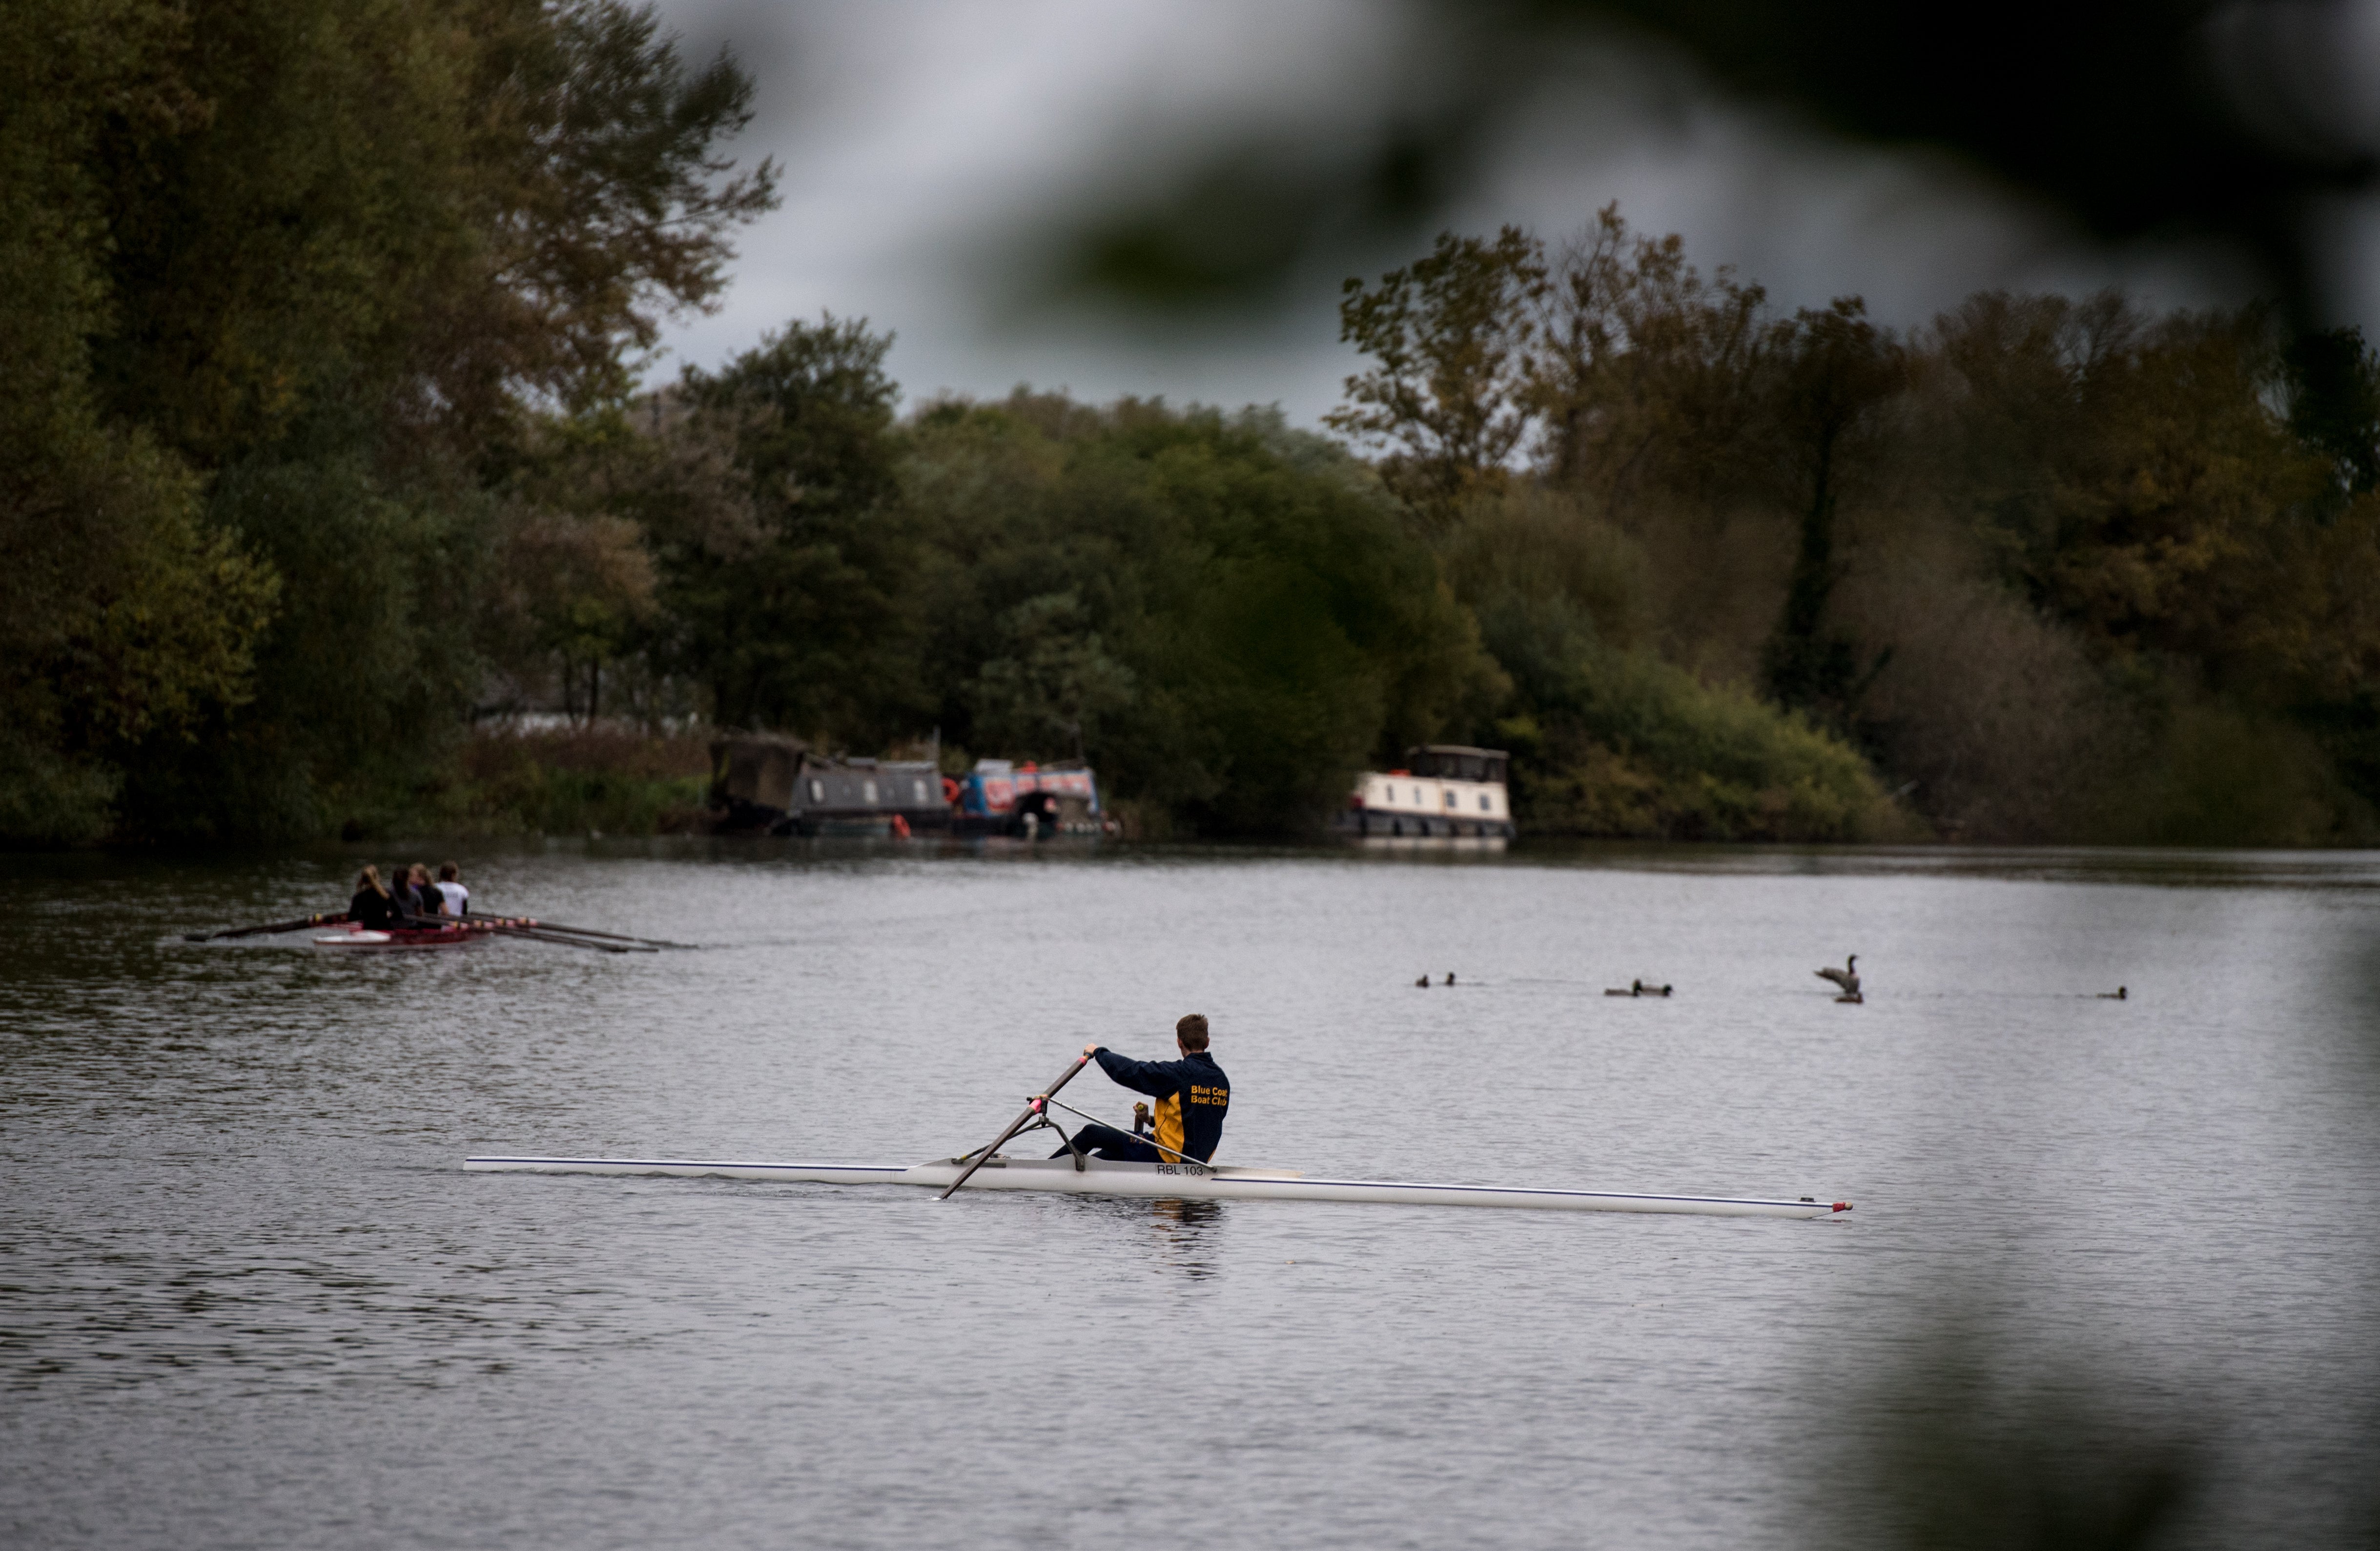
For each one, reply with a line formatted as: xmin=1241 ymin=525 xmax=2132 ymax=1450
xmin=494 ymin=925 xmax=651 ymax=954
xmin=477 ymin=916 xmax=693 ymax=950
xmin=183 ymin=912 xmax=348 ymax=942
xmin=939 ymin=1050 xmax=1097 ymax=1201
xmin=434 ymin=919 xmax=647 ymax=954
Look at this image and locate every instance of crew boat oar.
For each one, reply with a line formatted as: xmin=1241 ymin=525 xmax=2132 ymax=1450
xmin=183 ymin=912 xmax=349 ymax=942
xmin=428 ymin=918 xmax=648 ymax=954
xmin=939 ymin=1050 xmax=1096 ymax=1200
xmin=468 ymin=916 xmax=692 ymax=950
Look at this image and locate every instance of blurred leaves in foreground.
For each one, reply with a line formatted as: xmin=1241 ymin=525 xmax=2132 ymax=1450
xmin=1815 ymin=1321 xmax=2206 ymax=1551
xmin=1031 ymin=1 xmax=2378 ymax=326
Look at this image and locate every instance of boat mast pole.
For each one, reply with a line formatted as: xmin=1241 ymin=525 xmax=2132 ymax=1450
xmin=939 ymin=1051 xmax=1096 ymax=1200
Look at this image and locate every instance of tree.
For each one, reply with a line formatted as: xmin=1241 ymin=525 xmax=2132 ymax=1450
xmin=0 ymin=0 xmax=777 ymax=840
xmin=657 ymin=317 xmax=921 ymax=741
xmin=1529 ymin=204 xmax=1773 ymax=517
xmin=2284 ymin=326 xmax=2380 ymax=502
xmin=1758 ymin=298 xmax=1903 ymax=720
xmin=1328 ymin=226 xmax=1548 ymax=521
xmin=969 ymin=592 xmax=1137 ymax=761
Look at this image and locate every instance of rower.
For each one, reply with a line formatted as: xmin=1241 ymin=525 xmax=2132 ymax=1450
xmin=348 ymin=866 xmax=400 ymax=931
xmin=436 ymin=861 xmax=471 ymax=917
xmin=1049 ymin=1014 xmax=1230 ymax=1164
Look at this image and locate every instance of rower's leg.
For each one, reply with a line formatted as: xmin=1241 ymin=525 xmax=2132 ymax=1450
xmin=1052 ymin=1122 xmax=1158 ymax=1162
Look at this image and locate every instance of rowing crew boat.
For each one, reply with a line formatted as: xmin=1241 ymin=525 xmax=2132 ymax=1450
xmin=462 ymin=1153 xmax=1852 ymax=1218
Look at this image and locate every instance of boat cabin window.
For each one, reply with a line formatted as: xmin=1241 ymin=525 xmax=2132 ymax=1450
xmin=1478 ymin=794 xmax=1490 ymax=812
xmin=809 ymin=778 xmax=825 ymax=801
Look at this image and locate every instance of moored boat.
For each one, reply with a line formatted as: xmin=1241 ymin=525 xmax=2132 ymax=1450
xmin=1338 ymin=744 xmax=1516 ymax=840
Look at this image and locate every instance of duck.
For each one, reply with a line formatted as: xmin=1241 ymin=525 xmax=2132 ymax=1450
xmin=1444 ymin=972 xmax=1457 ymax=986
xmin=2097 ymin=986 xmax=2128 ymax=1000
xmin=1816 ymin=955 xmax=1861 ymax=996
xmin=1415 ymin=975 xmax=1430 ymax=988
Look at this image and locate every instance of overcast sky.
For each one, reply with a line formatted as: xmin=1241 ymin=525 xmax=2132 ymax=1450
xmin=643 ymin=0 xmax=2380 ymax=427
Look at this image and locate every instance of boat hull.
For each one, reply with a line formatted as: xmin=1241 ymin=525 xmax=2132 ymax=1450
xmin=462 ymin=1154 xmax=1849 ymax=1218
xmin=315 ymin=925 xmax=477 ymax=949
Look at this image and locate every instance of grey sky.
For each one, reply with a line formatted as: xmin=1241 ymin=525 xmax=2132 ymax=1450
xmin=645 ymin=0 xmax=2379 ymax=427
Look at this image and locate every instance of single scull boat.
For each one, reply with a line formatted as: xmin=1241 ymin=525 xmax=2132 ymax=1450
xmin=462 ymin=1153 xmax=1851 ymax=1218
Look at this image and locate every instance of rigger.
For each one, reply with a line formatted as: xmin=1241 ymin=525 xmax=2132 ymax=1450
xmin=1051 ymin=1014 xmax=1230 ymax=1164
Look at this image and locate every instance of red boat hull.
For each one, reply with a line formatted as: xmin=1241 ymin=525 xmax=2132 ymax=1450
xmin=312 ymin=924 xmax=477 ymax=950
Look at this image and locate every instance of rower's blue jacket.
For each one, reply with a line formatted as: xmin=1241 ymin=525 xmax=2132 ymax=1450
xmin=1091 ymin=1047 xmax=1229 ymax=1163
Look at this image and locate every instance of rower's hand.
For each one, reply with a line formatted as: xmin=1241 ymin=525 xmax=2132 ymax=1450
xmin=1082 ymin=1042 xmax=1100 ymax=1056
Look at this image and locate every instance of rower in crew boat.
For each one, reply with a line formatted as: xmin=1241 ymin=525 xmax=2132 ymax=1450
xmin=348 ymin=866 xmax=400 ymax=930
xmin=1050 ymin=1014 xmax=1229 ymax=1164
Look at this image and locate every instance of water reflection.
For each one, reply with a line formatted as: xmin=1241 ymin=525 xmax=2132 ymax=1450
xmin=1145 ymin=1198 xmax=1223 ymax=1280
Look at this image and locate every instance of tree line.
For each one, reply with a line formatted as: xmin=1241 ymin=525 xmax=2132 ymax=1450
xmin=1333 ymin=212 xmax=2380 ymax=842
xmin=4 ymin=0 xmax=2374 ymax=846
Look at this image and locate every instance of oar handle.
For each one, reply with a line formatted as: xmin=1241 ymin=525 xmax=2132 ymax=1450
xmin=938 ymin=1050 xmax=1098 ymax=1200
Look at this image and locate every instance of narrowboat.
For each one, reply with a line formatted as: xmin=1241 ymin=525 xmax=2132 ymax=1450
xmin=707 ymin=738 xmax=1108 ymax=838
xmin=950 ymin=759 xmax=1106 ymax=837
xmin=709 ymin=737 xmax=949 ymax=836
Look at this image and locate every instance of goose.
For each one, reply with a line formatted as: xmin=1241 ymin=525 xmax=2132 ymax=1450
xmin=1415 ymin=975 xmax=1430 ymax=988
xmin=2097 ymin=986 xmax=2128 ymax=1000
xmin=1816 ymin=955 xmax=1860 ymax=995
xmin=1834 ymin=991 xmax=1864 ymax=1004
xmin=1444 ymin=972 xmax=1457 ymax=986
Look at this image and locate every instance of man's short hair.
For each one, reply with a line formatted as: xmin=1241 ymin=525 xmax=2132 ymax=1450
xmin=1175 ymin=1014 xmax=1210 ymax=1051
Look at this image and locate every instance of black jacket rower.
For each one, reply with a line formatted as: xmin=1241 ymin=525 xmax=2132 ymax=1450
xmin=1051 ymin=1014 xmax=1229 ymax=1165
xmin=348 ymin=866 xmax=400 ymax=931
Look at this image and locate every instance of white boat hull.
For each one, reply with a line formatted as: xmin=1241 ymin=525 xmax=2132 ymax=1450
xmin=462 ymin=1154 xmax=1850 ymax=1218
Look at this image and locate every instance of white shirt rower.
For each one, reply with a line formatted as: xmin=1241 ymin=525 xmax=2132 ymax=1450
xmin=436 ymin=862 xmax=470 ymax=917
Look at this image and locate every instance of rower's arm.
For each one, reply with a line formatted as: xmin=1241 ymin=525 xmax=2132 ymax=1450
xmin=1090 ymin=1047 xmax=1177 ymax=1097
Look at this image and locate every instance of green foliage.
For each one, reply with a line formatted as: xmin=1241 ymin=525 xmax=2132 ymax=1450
xmin=1341 ymin=212 xmax=2380 ymax=844
xmin=900 ymin=394 xmax=1502 ymax=835
xmin=1474 ymin=591 xmax=1897 ymax=841
xmin=0 ymin=0 xmax=775 ymax=844
xmin=113 ymin=452 xmax=491 ymax=840
xmin=658 ymin=317 xmax=919 ymax=740
xmin=453 ymin=728 xmax=709 ymax=836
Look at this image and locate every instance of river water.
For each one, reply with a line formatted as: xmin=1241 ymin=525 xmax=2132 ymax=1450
xmin=4 ymin=841 xmax=2377 ymax=1549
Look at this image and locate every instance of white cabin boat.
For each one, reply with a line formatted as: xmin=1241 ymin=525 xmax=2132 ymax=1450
xmin=1338 ymin=744 xmax=1515 ymax=839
